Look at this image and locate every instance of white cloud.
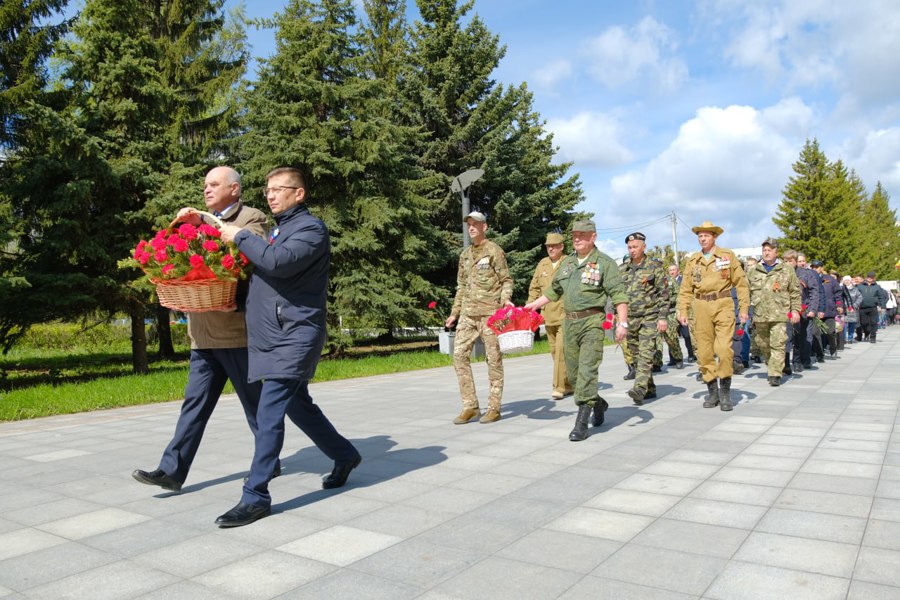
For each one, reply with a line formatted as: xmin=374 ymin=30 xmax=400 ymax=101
xmin=844 ymin=128 xmax=900 ymax=194
xmin=602 ymin=102 xmax=805 ymax=248
xmin=581 ymin=16 xmax=688 ymax=92
xmin=546 ymin=111 xmax=634 ymax=167
xmin=530 ymin=59 xmax=573 ymax=90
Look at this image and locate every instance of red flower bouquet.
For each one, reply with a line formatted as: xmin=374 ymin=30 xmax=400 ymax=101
xmin=486 ymin=306 xmax=544 ymax=335
xmin=125 ymin=212 xmax=251 ymax=312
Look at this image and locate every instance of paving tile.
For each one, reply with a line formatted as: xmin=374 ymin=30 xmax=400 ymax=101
xmin=596 ymin=544 xmax=727 ymax=596
xmin=690 ymin=481 xmax=782 ymax=507
xmin=277 ymin=525 xmax=402 ymax=567
xmin=584 ymin=488 xmax=682 ymax=517
xmin=193 ymin=550 xmax=336 ymax=599
xmin=430 ymin=556 xmax=581 ymax=600
xmin=23 ymin=561 xmax=179 ymax=600
xmin=558 ymin=575 xmax=697 ymax=599
xmin=0 ymin=528 xmax=67 ymax=561
xmin=495 ymin=529 xmax=621 ymax=573
xmin=854 ymin=546 xmax=900 ymax=587
xmin=862 ymin=518 xmax=900 ymax=551
xmin=704 ymin=561 xmax=849 ymax=600
xmin=630 ymin=518 xmax=749 ymax=558
xmin=789 ymin=472 xmax=878 ymax=495
xmin=615 ymin=473 xmax=703 ymax=496
xmin=545 ymin=507 xmax=653 ymax=542
xmin=756 ymin=507 xmax=866 ymax=544
xmin=712 ymin=466 xmax=794 ymax=487
xmin=351 ymin=539 xmax=486 ymax=589
xmin=641 ymin=460 xmax=721 ymax=479
xmin=733 ymin=531 xmax=859 ymax=577
xmin=799 ymin=459 xmax=881 ymax=479
xmin=664 ymin=497 xmax=767 ymax=529
xmin=870 ymin=497 xmax=900 ymax=522
xmin=847 ymin=579 xmax=900 ymax=600
xmin=776 ymin=488 xmax=872 ymax=518
xmin=131 ymin=533 xmax=264 ymax=578
xmin=271 ymin=569 xmax=423 ymax=600
xmin=36 ymin=508 xmax=151 ymax=541
xmin=0 ymin=541 xmax=116 ymax=591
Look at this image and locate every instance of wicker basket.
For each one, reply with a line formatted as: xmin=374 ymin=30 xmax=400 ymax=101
xmin=497 ymin=329 xmax=534 ymax=354
xmin=151 ymin=211 xmax=237 ymax=313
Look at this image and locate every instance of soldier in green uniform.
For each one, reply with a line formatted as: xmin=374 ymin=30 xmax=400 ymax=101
xmin=618 ymin=232 xmax=669 ymax=405
xmin=747 ymin=238 xmax=801 ymax=386
xmin=445 ymin=211 xmax=514 ymax=425
xmin=526 ymin=220 xmax=628 ymax=441
xmin=527 ymin=232 xmax=573 ymax=399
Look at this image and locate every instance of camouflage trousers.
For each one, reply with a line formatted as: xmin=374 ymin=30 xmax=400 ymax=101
xmin=626 ymin=315 xmax=659 ymax=396
xmin=755 ymin=321 xmax=788 ymax=378
xmin=453 ymin=314 xmax=503 ymax=410
xmin=661 ymin=313 xmax=683 ymax=363
xmin=563 ymin=312 xmax=605 ymax=407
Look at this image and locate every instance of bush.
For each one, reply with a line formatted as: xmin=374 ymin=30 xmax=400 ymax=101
xmin=19 ymin=321 xmax=133 ymax=351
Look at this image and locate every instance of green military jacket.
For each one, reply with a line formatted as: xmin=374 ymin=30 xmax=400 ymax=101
xmin=544 ymin=247 xmax=628 ymax=313
xmin=450 ymin=238 xmax=513 ymax=319
xmin=666 ymin=275 xmax=679 ymax=317
xmin=527 ymin=256 xmax=565 ymax=326
xmin=618 ymin=256 xmax=668 ymax=321
xmin=747 ymin=259 xmax=801 ymax=322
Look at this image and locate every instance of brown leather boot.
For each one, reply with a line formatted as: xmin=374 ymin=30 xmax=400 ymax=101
xmin=453 ymin=407 xmax=481 ymax=424
xmin=479 ymin=407 xmax=501 ymax=423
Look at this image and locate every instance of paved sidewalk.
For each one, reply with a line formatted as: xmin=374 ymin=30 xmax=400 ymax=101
xmin=1 ymin=328 xmax=898 ymax=599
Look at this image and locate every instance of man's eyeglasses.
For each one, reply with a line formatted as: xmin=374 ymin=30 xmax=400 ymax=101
xmin=263 ymin=186 xmax=300 ymax=197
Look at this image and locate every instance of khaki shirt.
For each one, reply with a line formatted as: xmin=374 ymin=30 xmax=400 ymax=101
xmin=677 ymin=245 xmax=750 ymax=318
xmin=450 ymin=239 xmax=513 ymax=319
xmin=527 ymin=256 xmax=565 ymax=326
xmin=544 ymin=248 xmax=628 ymax=313
xmin=747 ymin=260 xmax=801 ymax=322
xmin=187 ymin=202 xmax=269 ymax=349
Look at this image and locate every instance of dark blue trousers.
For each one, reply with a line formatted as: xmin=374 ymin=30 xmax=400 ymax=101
xmin=158 ymin=348 xmax=264 ymax=484
xmin=241 ymin=378 xmax=359 ymax=508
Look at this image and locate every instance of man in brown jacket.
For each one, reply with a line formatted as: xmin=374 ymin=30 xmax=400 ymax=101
xmin=527 ymin=232 xmax=572 ymax=399
xmin=132 ymin=166 xmax=270 ymax=492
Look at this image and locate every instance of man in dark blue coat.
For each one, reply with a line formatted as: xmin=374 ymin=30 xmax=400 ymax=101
xmin=783 ymin=250 xmax=819 ymax=371
xmin=216 ymin=167 xmax=361 ymax=527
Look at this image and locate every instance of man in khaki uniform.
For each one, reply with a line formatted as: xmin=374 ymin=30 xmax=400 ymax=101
xmin=527 ymin=232 xmax=572 ymax=400
xmin=445 ymin=211 xmax=514 ymax=424
xmin=677 ymin=221 xmax=750 ymax=411
xmin=747 ymin=237 xmax=801 ymax=386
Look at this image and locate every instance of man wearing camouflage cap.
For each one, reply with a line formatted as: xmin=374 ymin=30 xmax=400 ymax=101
xmin=618 ymin=232 xmax=669 ymax=405
xmin=527 ymin=232 xmax=573 ymax=400
xmin=445 ymin=211 xmax=514 ymax=425
xmin=747 ymin=238 xmax=801 ymax=386
xmin=526 ymin=220 xmax=628 ymax=441
xmin=677 ymin=221 xmax=750 ymax=411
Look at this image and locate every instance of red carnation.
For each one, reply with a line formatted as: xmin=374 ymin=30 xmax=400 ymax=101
xmin=202 ymin=240 xmax=220 ymax=253
xmin=155 ymin=249 xmax=168 ymax=262
xmin=178 ymin=223 xmax=198 ymax=240
xmin=161 ymin=263 xmax=175 ymax=275
xmin=736 ymin=328 xmax=744 ymax=337
xmin=428 ymin=301 xmax=438 ymax=309
xmin=199 ymin=224 xmax=221 ymax=238
xmin=189 ymin=254 xmax=205 ymax=268
xmin=137 ymin=251 xmax=150 ymax=265
xmin=602 ymin=313 xmax=614 ymax=330
xmin=221 ymin=254 xmax=235 ymax=269
xmin=166 ymin=233 xmax=181 ymax=247
xmin=173 ymin=239 xmax=189 ymax=253
xmin=239 ymin=253 xmax=249 ymax=266
xmin=154 ymin=229 xmax=167 ymax=240
xmin=150 ymin=237 xmax=167 ymax=251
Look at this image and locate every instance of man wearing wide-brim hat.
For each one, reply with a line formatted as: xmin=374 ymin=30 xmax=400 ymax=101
xmin=527 ymin=232 xmax=574 ymax=400
xmin=677 ymin=220 xmax=750 ymax=411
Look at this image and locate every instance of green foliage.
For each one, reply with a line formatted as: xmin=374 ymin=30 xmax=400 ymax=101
xmin=774 ymin=138 xmax=900 ymax=277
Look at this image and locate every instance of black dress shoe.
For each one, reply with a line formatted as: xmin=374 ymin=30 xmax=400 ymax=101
xmin=322 ymin=456 xmax=362 ymax=489
xmin=132 ymin=469 xmax=182 ymax=492
xmin=215 ymin=502 xmax=271 ymax=528
xmin=243 ymin=463 xmax=283 ymax=484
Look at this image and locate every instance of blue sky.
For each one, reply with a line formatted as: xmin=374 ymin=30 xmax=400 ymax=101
xmin=235 ymin=0 xmax=900 ymax=257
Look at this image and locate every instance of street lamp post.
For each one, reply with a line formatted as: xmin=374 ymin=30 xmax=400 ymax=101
xmin=451 ymin=169 xmax=484 ymax=248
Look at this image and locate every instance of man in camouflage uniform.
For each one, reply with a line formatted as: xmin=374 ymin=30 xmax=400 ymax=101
xmin=747 ymin=238 xmax=801 ymax=386
xmin=527 ymin=232 xmax=573 ymax=400
xmin=677 ymin=221 xmax=750 ymax=411
xmin=663 ymin=267 xmax=685 ymax=369
xmin=526 ymin=220 xmax=628 ymax=441
xmin=618 ymin=232 xmax=669 ymax=405
xmin=445 ymin=211 xmax=514 ymax=424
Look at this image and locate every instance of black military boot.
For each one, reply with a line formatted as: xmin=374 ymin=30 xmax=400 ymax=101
xmin=569 ymin=404 xmax=592 ymax=441
xmin=676 ymin=360 xmax=684 ymax=369
xmin=703 ymin=379 xmax=719 ymax=408
xmin=768 ymin=375 xmax=781 ymax=386
xmin=652 ymin=364 xmax=663 ymax=373
xmin=719 ymin=377 xmax=733 ymax=411
xmin=623 ymin=364 xmax=636 ymax=380
xmin=591 ymin=397 xmax=609 ymax=427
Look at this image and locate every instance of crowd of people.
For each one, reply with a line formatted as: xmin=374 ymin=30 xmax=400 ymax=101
xmin=130 ymin=170 xmax=895 ymax=527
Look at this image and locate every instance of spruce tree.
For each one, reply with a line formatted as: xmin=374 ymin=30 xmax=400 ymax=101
xmin=402 ymin=0 xmax=584 ymax=303
xmin=856 ymin=182 xmax=900 ymax=278
xmin=238 ymin=0 xmax=442 ymax=351
xmin=773 ymin=138 xmax=830 ymax=259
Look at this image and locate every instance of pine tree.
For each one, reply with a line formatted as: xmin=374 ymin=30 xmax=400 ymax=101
xmin=773 ymin=138 xmax=830 ymax=259
xmin=856 ymin=182 xmax=900 ymax=278
xmin=238 ymin=0 xmax=442 ymax=351
xmin=402 ymin=0 xmax=584 ymax=303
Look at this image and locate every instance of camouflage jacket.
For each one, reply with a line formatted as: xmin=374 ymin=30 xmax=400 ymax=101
xmin=618 ymin=256 xmax=669 ymax=321
xmin=450 ymin=239 xmax=513 ymax=318
xmin=747 ymin=259 xmax=801 ymax=322
xmin=527 ymin=256 xmax=565 ymax=326
xmin=666 ymin=275 xmax=680 ymax=317
xmin=544 ymin=247 xmax=628 ymax=313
